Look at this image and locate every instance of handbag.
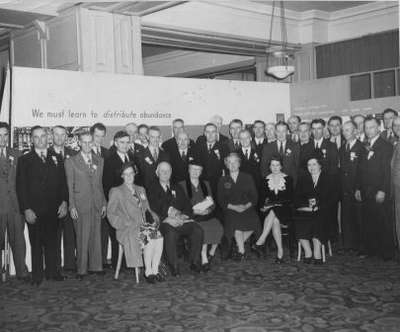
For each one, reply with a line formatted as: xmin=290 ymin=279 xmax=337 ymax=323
xmin=145 ymin=210 xmax=155 ymax=225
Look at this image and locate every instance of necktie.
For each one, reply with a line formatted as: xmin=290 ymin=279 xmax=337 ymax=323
xmin=315 ymin=141 xmax=319 ymax=150
xmin=346 ymin=143 xmax=350 ymax=153
xmin=234 ymin=141 xmax=239 ymax=150
xmin=40 ymin=151 xmax=46 ymax=163
xmin=124 ymin=154 xmax=129 ymax=164
xmin=388 ymin=131 xmax=393 ymax=140
xmin=245 ymin=149 xmax=249 ymax=160
xmin=208 ymin=144 xmax=212 ymax=153
xmin=87 ymin=155 xmax=92 ymax=167
xmin=96 ymin=147 xmax=101 ymax=156
xmin=279 ymin=142 xmax=284 ymax=155
xmin=166 ymin=185 xmax=173 ymax=197
xmin=153 ymin=149 xmax=158 ymax=161
xmin=181 ymin=150 xmax=186 ymax=160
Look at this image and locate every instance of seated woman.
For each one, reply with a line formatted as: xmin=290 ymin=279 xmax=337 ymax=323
xmin=179 ymin=160 xmax=224 ymax=272
xmin=251 ymin=155 xmax=293 ymax=263
xmin=294 ymin=155 xmax=330 ymax=264
xmin=217 ymin=153 xmax=260 ymax=261
xmin=107 ymin=163 xmax=164 ymax=283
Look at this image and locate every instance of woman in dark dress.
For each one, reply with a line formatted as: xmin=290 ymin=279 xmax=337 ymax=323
xmin=294 ymin=155 xmax=330 ymax=264
xmin=217 ymin=153 xmax=260 ymax=261
xmin=251 ymin=156 xmax=293 ymax=263
xmin=179 ymin=161 xmax=223 ymax=272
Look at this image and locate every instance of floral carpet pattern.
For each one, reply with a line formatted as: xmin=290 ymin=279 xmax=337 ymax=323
xmin=1 ymin=253 xmax=400 ymax=332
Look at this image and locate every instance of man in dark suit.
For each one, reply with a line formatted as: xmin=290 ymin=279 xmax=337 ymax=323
xmin=0 ymin=122 xmax=28 ymax=281
xmin=311 ymin=118 xmax=340 ymax=242
xmin=196 ymin=115 xmax=229 ymax=145
xmin=50 ymin=125 xmax=77 ymax=273
xmin=261 ymin=121 xmax=300 ymax=185
xmin=196 ymin=123 xmax=228 ymax=198
xmin=16 ymin=126 xmax=68 ymax=286
xmin=381 ymin=108 xmax=398 ymax=145
xmin=391 ymin=117 xmax=400 ymax=249
xmin=252 ymin=120 xmax=268 ymax=158
xmin=339 ymin=121 xmax=365 ymax=253
xmin=136 ymin=126 xmax=170 ymax=190
xmin=109 ymin=122 xmax=143 ymax=157
xmin=328 ymin=116 xmax=346 ymax=150
xmin=147 ymin=162 xmax=203 ymax=276
xmin=102 ymin=130 xmax=135 ymax=269
xmin=162 ymin=119 xmax=195 ymax=183
xmin=355 ymin=116 xmax=395 ymax=260
xmin=352 ymin=114 xmax=366 ymax=143
xmin=165 ymin=131 xmax=196 ymax=184
xmin=298 ymin=122 xmax=314 ymax=175
xmin=287 ymin=115 xmax=301 ymax=143
xmin=90 ymin=123 xmax=110 ymax=160
xmin=225 ymin=119 xmax=243 ymax=153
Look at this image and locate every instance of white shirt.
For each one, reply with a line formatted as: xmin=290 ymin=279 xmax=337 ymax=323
xmin=35 ymin=148 xmax=47 ymax=159
xmin=369 ymin=134 xmax=380 ymax=148
xmin=312 ymin=172 xmax=321 ymax=187
xmin=179 ymin=149 xmax=188 ymax=157
xmin=314 ymin=138 xmax=324 ymax=149
xmin=331 ymin=135 xmax=342 ymax=149
xmin=92 ymin=145 xmax=101 ymax=155
xmin=277 ymin=140 xmax=286 ymax=152
xmin=117 ymin=151 xmax=129 ymax=163
xmin=81 ymin=151 xmax=92 ymax=165
xmin=347 ymin=138 xmax=357 ymax=150
xmin=207 ymin=142 xmax=215 ymax=150
xmin=242 ymin=147 xmax=251 ymax=158
xmin=254 ymin=137 xmax=265 ymax=145
xmin=53 ymin=146 xmax=64 ymax=156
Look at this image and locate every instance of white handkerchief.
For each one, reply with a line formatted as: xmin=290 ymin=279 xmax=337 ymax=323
xmin=193 ymin=196 xmax=214 ymax=212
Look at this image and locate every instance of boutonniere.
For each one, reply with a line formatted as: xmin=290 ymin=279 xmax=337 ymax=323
xmin=253 ymin=153 xmax=260 ymax=163
xmin=171 ymin=190 xmax=176 ymax=197
xmin=367 ymin=151 xmax=374 ymax=160
xmin=8 ymin=155 xmax=14 ymax=166
xmin=224 ymin=182 xmax=232 ymax=189
xmin=145 ymin=157 xmax=153 ymax=165
xmin=140 ymin=193 xmax=147 ymax=201
xmin=92 ymin=164 xmax=97 ymax=170
xmin=285 ymin=148 xmax=292 ymax=156
xmin=322 ymin=149 xmax=327 ymax=158
xmin=52 ymin=155 xmax=58 ymax=166
xmin=65 ymin=154 xmax=70 ymax=159
xmin=214 ymin=149 xmax=220 ymax=159
xmin=350 ymin=152 xmax=357 ymax=161
xmin=189 ymin=156 xmax=194 ymax=161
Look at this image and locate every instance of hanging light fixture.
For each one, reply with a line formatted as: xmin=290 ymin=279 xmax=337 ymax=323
xmin=265 ymin=0 xmax=295 ymax=80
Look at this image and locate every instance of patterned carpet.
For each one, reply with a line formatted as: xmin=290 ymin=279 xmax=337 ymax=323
xmin=1 ymin=252 xmax=400 ymax=332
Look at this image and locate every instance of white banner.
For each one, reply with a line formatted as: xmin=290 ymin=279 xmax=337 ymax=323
xmin=11 ymin=66 xmax=290 ymax=127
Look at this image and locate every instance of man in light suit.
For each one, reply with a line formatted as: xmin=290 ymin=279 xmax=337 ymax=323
xmin=65 ymin=131 xmax=107 ymax=279
xmin=391 ymin=116 xmax=400 ymax=250
xmin=0 ymin=122 xmax=28 ymax=281
xmin=261 ymin=121 xmax=300 ymax=185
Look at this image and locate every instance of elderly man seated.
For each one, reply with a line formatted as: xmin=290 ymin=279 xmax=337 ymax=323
xmin=147 ymin=161 xmax=204 ymax=277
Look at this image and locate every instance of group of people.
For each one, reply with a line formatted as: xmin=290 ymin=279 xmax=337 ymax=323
xmin=1 ymin=108 xmax=399 ymax=286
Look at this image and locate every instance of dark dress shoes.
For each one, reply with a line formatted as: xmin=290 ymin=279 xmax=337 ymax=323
xmin=145 ymin=274 xmax=156 ymax=284
xmin=103 ymin=263 xmax=112 ymax=270
xmin=303 ymin=257 xmax=312 ymax=264
xmin=233 ymin=252 xmax=246 ymax=262
xmin=76 ymin=274 xmax=85 ymax=281
xmin=202 ymin=263 xmax=211 ymax=273
xmin=190 ymin=263 xmax=202 ymax=273
xmin=155 ymin=273 xmax=166 ymax=282
xmin=53 ymin=274 xmax=67 ymax=281
xmin=313 ymin=258 xmax=323 ymax=265
xmin=18 ymin=275 xmax=31 ymax=283
xmin=275 ymin=257 xmax=284 ymax=264
xmin=170 ymin=265 xmax=181 ymax=277
xmin=31 ymin=279 xmax=42 ymax=287
xmin=251 ymin=244 xmax=264 ymax=258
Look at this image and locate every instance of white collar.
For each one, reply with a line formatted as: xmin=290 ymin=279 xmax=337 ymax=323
xmin=117 ymin=151 xmax=129 ymax=162
xmin=369 ymin=135 xmax=379 ymax=147
xmin=314 ymin=137 xmax=324 ymax=146
xmin=255 ymin=137 xmax=264 ymax=144
xmin=347 ymin=138 xmax=357 ymax=149
xmin=35 ymin=148 xmax=47 ymax=157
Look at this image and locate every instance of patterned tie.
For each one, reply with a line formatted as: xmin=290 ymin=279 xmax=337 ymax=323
xmin=40 ymin=151 xmax=46 ymax=163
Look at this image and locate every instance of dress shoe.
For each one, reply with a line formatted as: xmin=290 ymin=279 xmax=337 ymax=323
xmin=190 ymin=263 xmax=202 ymax=273
xmin=170 ymin=265 xmax=181 ymax=277
xmin=155 ymin=273 xmax=166 ymax=282
xmin=18 ymin=275 xmax=31 ymax=283
xmin=76 ymin=274 xmax=85 ymax=281
xmin=31 ymin=279 xmax=42 ymax=287
xmin=233 ymin=252 xmax=246 ymax=262
xmin=89 ymin=270 xmax=106 ymax=276
xmin=144 ymin=274 xmax=156 ymax=284
xmin=251 ymin=244 xmax=264 ymax=258
xmin=303 ymin=257 xmax=312 ymax=264
xmin=207 ymin=253 xmax=215 ymax=264
xmin=202 ymin=263 xmax=211 ymax=273
xmin=313 ymin=258 xmax=323 ymax=265
xmin=53 ymin=274 xmax=67 ymax=281
xmin=275 ymin=257 xmax=284 ymax=264
xmin=103 ymin=263 xmax=112 ymax=270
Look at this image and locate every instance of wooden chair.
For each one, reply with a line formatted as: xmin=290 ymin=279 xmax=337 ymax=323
xmin=114 ymin=243 xmax=139 ymax=283
xmin=297 ymin=241 xmax=326 ymax=263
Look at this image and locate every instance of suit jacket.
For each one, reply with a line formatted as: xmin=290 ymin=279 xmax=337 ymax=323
xmin=261 ymin=140 xmax=300 ymax=184
xmin=108 ymin=143 xmax=143 ymax=159
xmin=299 ymin=141 xmax=315 ymax=173
xmin=294 ymin=171 xmax=330 ymax=211
xmin=339 ymin=140 xmax=365 ymax=196
xmin=0 ymin=147 xmax=21 ymax=213
xmin=380 ymin=130 xmax=397 ymax=145
xmin=224 ymin=138 xmax=242 ymax=153
xmin=356 ymin=136 xmax=393 ymax=198
xmin=65 ymin=152 xmax=106 ymax=214
xmin=16 ymin=149 xmax=68 ymax=215
xmin=48 ymin=146 xmax=78 ymax=162
xmin=135 ymin=147 xmax=170 ymax=190
xmin=391 ymin=142 xmax=400 ymax=188
xmin=253 ymin=137 xmax=268 ymax=158
xmin=195 ymin=140 xmax=228 ymax=195
xmin=238 ymin=147 xmax=262 ymax=191
xmin=162 ymin=137 xmax=196 ymax=183
xmin=147 ymin=181 xmax=193 ymax=220
xmin=196 ymin=133 xmax=229 ymax=145
xmin=103 ymin=150 xmax=138 ymax=200
xmin=330 ymin=135 xmax=346 ymax=150
xmin=92 ymin=145 xmax=110 ymax=160
xmin=314 ymin=139 xmax=339 ymax=177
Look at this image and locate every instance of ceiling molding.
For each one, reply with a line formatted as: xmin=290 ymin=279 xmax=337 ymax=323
xmin=141 ymin=22 xmax=300 ymax=56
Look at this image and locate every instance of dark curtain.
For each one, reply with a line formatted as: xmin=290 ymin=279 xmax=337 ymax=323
xmin=316 ymin=30 xmax=399 ymax=78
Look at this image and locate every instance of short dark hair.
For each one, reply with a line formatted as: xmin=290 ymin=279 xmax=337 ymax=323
xmin=113 ymin=130 xmax=130 ymax=141
xmin=275 ymin=121 xmax=289 ymax=130
xmin=149 ymin=126 xmax=161 ymax=133
xmin=52 ymin=125 xmax=67 ymax=132
xmin=365 ymin=115 xmax=381 ymax=126
xmin=138 ymin=124 xmax=149 ymax=131
xmin=307 ymin=153 xmax=323 ymax=167
xmin=311 ymin=119 xmax=326 ymax=127
xmin=229 ymin=119 xmax=243 ymax=128
xmin=0 ymin=122 xmax=10 ymax=132
xmin=328 ymin=116 xmax=342 ymax=125
xmin=351 ymin=114 xmax=365 ymax=121
xmin=204 ymin=122 xmax=217 ymax=132
xmin=289 ymin=115 xmax=301 ymax=122
xmin=78 ymin=131 xmax=92 ymax=140
xmin=298 ymin=121 xmax=310 ymax=129
xmin=383 ymin=108 xmax=398 ymax=117
xmin=269 ymin=154 xmax=283 ymax=168
xmin=119 ymin=162 xmax=137 ymax=177
xmin=90 ymin=123 xmax=106 ymax=135
xmin=173 ymin=118 xmax=184 ymax=125
xmin=253 ymin=120 xmax=265 ymax=128
xmin=31 ymin=125 xmax=44 ymax=136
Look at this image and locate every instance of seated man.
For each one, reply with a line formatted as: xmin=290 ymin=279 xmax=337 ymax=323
xmin=147 ymin=162 xmax=204 ymax=277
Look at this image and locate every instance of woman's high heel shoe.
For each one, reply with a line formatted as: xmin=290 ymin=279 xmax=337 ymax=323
xmin=251 ymin=244 xmax=264 ymax=258
xmin=275 ymin=257 xmax=284 ymax=264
